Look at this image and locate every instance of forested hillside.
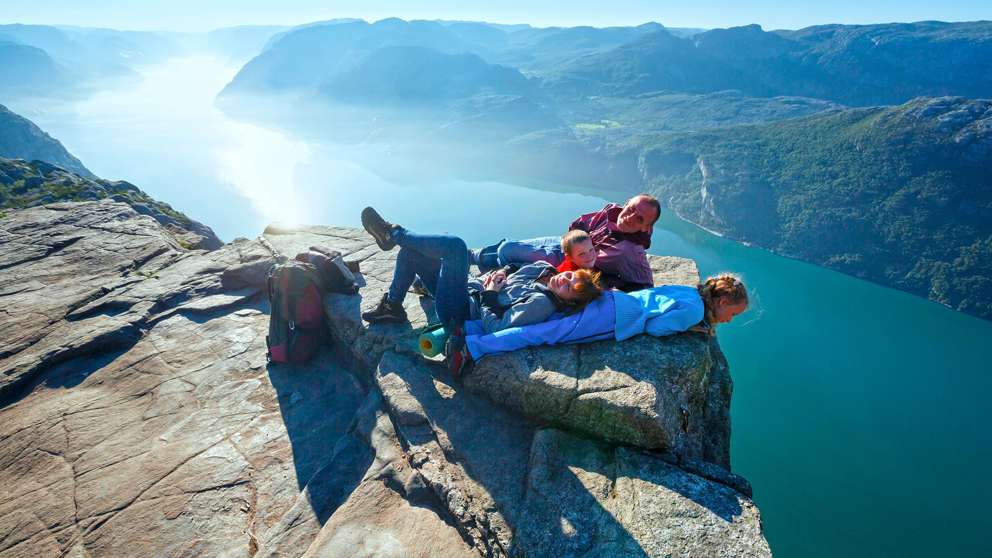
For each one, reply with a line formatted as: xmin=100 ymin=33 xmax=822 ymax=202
xmin=640 ymin=97 xmax=992 ymax=318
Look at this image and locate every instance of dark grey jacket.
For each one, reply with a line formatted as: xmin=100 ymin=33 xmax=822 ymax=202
xmin=467 ymin=262 xmax=560 ymax=333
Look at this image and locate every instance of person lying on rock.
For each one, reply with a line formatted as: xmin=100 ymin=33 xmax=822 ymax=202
xmin=358 ymin=207 xmax=606 ymax=374
xmin=470 ymin=193 xmax=660 ymax=292
xmin=462 ymin=273 xmax=750 ymax=361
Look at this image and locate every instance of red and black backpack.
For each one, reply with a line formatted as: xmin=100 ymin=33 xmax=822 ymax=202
xmin=266 ymin=261 xmax=326 ymax=364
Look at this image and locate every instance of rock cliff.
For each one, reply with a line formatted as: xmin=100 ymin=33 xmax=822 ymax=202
xmin=0 ymin=104 xmax=93 ymax=178
xmin=0 ymin=158 xmax=221 ymax=250
xmin=0 ymin=202 xmax=770 ymax=557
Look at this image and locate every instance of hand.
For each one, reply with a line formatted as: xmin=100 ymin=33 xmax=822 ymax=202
xmin=484 ymin=272 xmax=507 ymax=292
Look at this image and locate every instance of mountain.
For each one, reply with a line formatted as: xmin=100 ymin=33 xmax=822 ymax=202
xmin=639 ymin=97 xmax=992 ymax=319
xmin=221 ymin=18 xmax=668 ymax=98
xmin=198 ymin=25 xmax=290 ymax=62
xmin=0 ymin=41 xmax=69 ymax=96
xmin=545 ymin=21 xmax=992 ymax=105
xmin=567 ymin=91 xmax=841 ymax=140
xmin=778 ymin=21 xmax=992 ymax=104
xmin=0 ymin=104 xmax=93 ymax=178
xmin=0 ymin=24 xmax=182 ymax=97
xmin=221 ymin=19 xmax=476 ymax=96
xmin=0 ymin=24 xmax=179 ymax=75
xmin=0 ymin=158 xmax=220 ymax=249
xmin=483 ymin=22 xmax=666 ymax=73
xmin=321 ymin=46 xmax=535 ymax=104
xmin=221 ymin=32 xmax=561 ymax=148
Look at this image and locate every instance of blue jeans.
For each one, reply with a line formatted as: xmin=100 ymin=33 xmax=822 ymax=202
xmin=496 ymin=236 xmax=565 ymax=267
xmin=387 ymin=229 xmax=470 ymax=329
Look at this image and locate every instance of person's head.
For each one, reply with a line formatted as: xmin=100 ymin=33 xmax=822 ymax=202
xmin=617 ymin=194 xmax=661 ymax=233
xmin=548 ymin=269 xmax=604 ymax=311
xmin=561 ymin=230 xmax=597 ymax=269
xmin=698 ymin=273 xmax=749 ymax=326
xmin=617 ymin=194 xmax=661 ymax=234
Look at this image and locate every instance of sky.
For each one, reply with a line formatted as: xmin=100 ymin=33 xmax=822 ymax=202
xmin=1 ymin=0 xmax=990 ymax=32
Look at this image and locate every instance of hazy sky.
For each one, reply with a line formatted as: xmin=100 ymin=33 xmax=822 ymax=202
xmin=2 ymin=0 xmax=990 ymax=32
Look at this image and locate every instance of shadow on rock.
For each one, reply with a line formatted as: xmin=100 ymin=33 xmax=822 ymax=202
xmin=266 ymin=347 xmax=369 ymax=523
xmin=376 ymin=350 xmax=654 ymax=556
xmin=516 ymin=428 xmax=761 ymax=556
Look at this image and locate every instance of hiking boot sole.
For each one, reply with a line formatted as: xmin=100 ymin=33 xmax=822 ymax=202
xmin=361 ymin=207 xmax=396 ymax=251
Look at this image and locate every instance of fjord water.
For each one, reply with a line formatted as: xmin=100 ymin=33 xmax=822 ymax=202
xmin=8 ymin=55 xmax=992 ymax=557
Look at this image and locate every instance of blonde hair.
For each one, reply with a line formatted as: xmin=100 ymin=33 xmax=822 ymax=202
xmin=561 ymin=229 xmax=592 ymax=255
xmin=697 ymin=273 xmax=748 ymax=332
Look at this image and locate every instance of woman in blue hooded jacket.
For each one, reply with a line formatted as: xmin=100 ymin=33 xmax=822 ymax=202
xmin=463 ymin=274 xmax=749 ymax=360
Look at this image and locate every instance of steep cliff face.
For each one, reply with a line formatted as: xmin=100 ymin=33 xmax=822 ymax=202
xmin=0 ymin=202 xmax=770 ymax=557
xmin=0 ymin=158 xmax=221 ymax=250
xmin=644 ymin=96 xmax=992 ymax=320
xmin=0 ymin=104 xmax=92 ymax=178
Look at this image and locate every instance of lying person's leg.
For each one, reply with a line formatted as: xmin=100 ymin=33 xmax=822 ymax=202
xmin=361 ymin=243 xmax=433 ymax=323
xmin=361 ymin=207 xmax=469 ymax=328
xmin=387 ymin=226 xmax=474 ymax=375
xmin=391 ymin=228 xmax=470 ymax=328
xmin=469 ymin=239 xmax=503 ymax=272
xmin=494 ymin=236 xmax=566 ymax=267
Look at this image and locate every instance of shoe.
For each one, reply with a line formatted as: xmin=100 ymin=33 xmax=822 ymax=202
xmin=361 ymin=294 xmax=408 ymax=324
xmin=361 ymin=207 xmax=399 ymax=251
xmin=444 ymin=327 xmax=472 ymax=378
xmin=410 ymin=276 xmax=433 ymax=298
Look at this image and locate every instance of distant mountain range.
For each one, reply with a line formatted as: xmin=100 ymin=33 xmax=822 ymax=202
xmin=545 ymin=21 xmax=992 ymax=106
xmin=0 ymin=24 xmax=178 ymax=96
xmin=0 ymin=23 xmax=287 ymax=98
xmin=219 ymin=18 xmax=992 ymax=319
xmin=224 ymin=19 xmax=992 ymax=107
xmin=0 ymin=41 xmax=68 ymax=97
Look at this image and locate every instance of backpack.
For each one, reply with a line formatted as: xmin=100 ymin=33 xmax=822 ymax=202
xmin=266 ymin=261 xmax=326 ymax=364
xmin=294 ymin=246 xmax=360 ymax=295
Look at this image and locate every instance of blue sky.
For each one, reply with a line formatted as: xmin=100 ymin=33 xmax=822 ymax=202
xmin=2 ymin=0 xmax=990 ymax=31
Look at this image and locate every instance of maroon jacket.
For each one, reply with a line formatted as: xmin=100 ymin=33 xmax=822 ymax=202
xmin=569 ymin=204 xmax=652 ymax=250
xmin=569 ymin=203 xmax=654 ymax=288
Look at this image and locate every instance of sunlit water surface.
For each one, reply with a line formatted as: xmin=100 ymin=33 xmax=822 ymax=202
xmin=9 ymin=55 xmax=992 ymax=557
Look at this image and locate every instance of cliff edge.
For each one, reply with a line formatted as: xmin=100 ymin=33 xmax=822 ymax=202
xmin=0 ymin=202 xmax=770 ymax=557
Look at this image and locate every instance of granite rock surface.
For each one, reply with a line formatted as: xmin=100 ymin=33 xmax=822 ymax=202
xmin=0 ymin=205 xmax=770 ymax=557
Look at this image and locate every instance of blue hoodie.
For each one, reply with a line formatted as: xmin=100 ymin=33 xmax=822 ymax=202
xmin=464 ymin=285 xmax=705 ymax=359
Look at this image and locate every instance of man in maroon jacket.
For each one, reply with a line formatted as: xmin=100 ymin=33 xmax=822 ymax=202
xmin=471 ymin=194 xmax=661 ymax=291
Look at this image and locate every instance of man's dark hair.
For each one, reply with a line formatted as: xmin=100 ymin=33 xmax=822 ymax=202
xmin=637 ymin=194 xmax=661 ymax=225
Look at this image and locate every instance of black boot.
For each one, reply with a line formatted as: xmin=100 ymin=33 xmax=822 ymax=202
xmin=362 ymin=294 xmax=408 ymax=324
xmin=361 ymin=207 xmax=400 ymax=251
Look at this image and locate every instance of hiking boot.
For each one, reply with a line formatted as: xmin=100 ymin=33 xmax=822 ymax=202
xmin=361 ymin=207 xmax=400 ymax=251
xmin=410 ymin=276 xmax=433 ymax=298
xmin=361 ymin=294 xmax=408 ymax=324
xmin=444 ymin=327 xmax=472 ymax=378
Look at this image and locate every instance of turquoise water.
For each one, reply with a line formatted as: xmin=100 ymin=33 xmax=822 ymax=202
xmin=655 ymin=215 xmax=992 ymax=557
xmin=10 ymin=55 xmax=992 ymax=557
